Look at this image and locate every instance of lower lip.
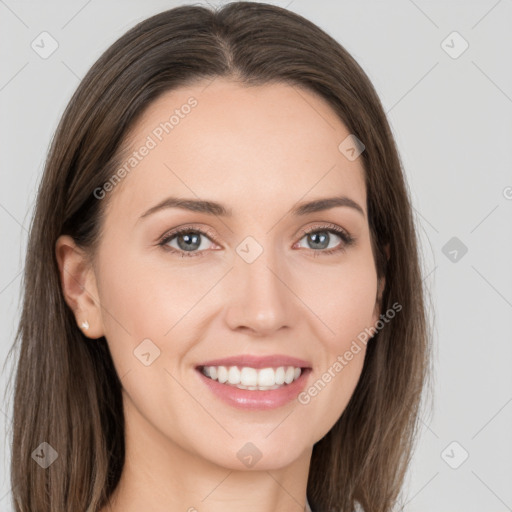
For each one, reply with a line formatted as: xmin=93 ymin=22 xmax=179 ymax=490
xmin=196 ymin=368 xmax=312 ymax=410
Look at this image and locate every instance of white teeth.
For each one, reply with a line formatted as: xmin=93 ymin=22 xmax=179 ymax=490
xmin=284 ymin=366 xmax=295 ymax=384
xmin=201 ymin=365 xmax=304 ymax=389
xmin=227 ymin=366 xmax=240 ymax=385
xmin=241 ymin=367 xmax=258 ymax=386
xmin=274 ymin=367 xmax=286 ymax=385
xmin=258 ymin=367 xmax=277 ymax=387
xmin=217 ymin=366 xmax=228 ymax=383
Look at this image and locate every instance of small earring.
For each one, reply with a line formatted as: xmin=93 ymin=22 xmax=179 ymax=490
xmin=80 ymin=320 xmax=90 ymax=330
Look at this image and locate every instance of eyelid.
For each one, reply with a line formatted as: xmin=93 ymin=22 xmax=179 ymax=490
xmin=159 ymin=224 xmax=219 ymax=244
xmin=296 ymin=222 xmax=352 ymax=241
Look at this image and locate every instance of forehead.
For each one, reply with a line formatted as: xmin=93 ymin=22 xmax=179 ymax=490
xmin=106 ymin=78 xmax=367 ymax=222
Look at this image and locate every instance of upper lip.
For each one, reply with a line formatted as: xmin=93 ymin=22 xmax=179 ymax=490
xmin=197 ymin=354 xmax=312 ymax=370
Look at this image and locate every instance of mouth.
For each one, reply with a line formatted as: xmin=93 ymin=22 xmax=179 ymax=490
xmin=197 ymin=364 xmax=310 ymax=390
xmin=195 ymin=363 xmax=312 ymax=410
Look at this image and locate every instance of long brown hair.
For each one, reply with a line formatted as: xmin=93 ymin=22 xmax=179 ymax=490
xmin=6 ymin=2 xmax=431 ymax=511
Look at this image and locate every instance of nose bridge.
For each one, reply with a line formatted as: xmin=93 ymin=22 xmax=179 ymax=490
xmin=224 ymin=236 xmax=294 ymax=334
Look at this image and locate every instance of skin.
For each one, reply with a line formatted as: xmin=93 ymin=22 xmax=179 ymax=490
xmin=56 ymin=78 xmax=386 ymax=512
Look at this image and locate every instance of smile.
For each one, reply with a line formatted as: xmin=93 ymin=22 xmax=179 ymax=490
xmin=201 ymin=365 xmax=303 ymax=390
xmin=196 ymin=365 xmax=312 ymax=410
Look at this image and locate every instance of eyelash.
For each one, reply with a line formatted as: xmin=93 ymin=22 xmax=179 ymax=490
xmin=157 ymin=223 xmax=355 ymax=258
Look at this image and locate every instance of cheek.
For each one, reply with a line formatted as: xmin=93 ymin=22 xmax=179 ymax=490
xmin=294 ymin=253 xmax=378 ymax=348
xmin=291 ymin=252 xmax=377 ymax=434
xmin=93 ymin=249 xmax=204 ymax=423
xmin=300 ymin=342 xmax=367 ymax=446
xmin=96 ymin=245 xmax=210 ymax=338
xmin=93 ymin=245 xmax=229 ymax=395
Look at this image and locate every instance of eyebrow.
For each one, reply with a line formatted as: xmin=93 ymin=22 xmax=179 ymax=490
xmin=139 ymin=195 xmax=365 ymax=220
xmin=291 ymin=196 xmax=365 ymax=217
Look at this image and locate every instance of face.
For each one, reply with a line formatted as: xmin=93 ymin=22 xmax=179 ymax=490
xmin=71 ymin=79 xmax=383 ymax=471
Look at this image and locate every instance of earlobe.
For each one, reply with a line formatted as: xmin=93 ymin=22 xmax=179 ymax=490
xmin=55 ymin=235 xmax=104 ymax=339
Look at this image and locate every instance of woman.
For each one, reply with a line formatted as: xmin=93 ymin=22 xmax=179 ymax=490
xmin=7 ymin=2 xmax=431 ymax=511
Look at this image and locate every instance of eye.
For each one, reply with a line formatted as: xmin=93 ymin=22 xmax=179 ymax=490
xmin=295 ymin=223 xmax=355 ymax=256
xmin=158 ymin=226 xmax=217 ymax=258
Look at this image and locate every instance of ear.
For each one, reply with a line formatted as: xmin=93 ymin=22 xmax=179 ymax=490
xmin=371 ymin=242 xmax=390 ymax=326
xmin=55 ymin=235 xmax=104 ymax=339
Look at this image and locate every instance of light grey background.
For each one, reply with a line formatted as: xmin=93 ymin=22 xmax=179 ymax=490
xmin=1 ymin=0 xmax=511 ymax=510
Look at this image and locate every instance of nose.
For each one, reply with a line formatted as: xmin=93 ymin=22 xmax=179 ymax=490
xmin=223 ymin=245 xmax=298 ymax=336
